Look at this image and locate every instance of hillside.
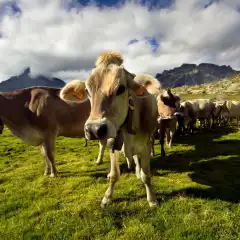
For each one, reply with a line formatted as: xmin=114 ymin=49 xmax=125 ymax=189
xmin=156 ymin=63 xmax=239 ymax=88
xmin=0 ymin=68 xmax=65 ymax=92
xmin=172 ymin=73 xmax=240 ymax=100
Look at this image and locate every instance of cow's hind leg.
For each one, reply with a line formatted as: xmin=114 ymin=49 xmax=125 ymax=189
xmin=96 ymin=139 xmax=107 ymax=165
xmin=101 ymin=150 xmax=120 ymax=208
xmin=139 ymin=146 xmax=158 ymax=207
xmin=41 ymin=137 xmax=57 ymax=177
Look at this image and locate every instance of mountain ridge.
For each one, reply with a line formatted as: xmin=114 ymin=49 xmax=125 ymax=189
xmin=155 ymin=63 xmax=239 ymax=88
xmin=0 ymin=67 xmax=65 ymax=92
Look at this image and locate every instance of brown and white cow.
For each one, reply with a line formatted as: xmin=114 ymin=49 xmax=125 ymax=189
xmin=151 ymin=89 xmax=182 ymax=157
xmin=60 ymin=51 xmax=160 ymax=208
xmin=0 ymin=85 xmax=107 ymax=177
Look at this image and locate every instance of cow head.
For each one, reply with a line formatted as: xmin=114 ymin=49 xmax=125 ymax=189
xmin=61 ymin=51 xmax=160 ymax=142
xmin=156 ymin=89 xmax=182 ymax=124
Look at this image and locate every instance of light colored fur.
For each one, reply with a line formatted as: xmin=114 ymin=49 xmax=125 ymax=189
xmin=64 ymin=51 xmax=160 ymax=207
xmin=181 ymin=99 xmax=215 ymax=128
xmin=95 ymin=51 xmax=124 ymax=67
xmin=225 ymin=100 xmax=240 ymax=126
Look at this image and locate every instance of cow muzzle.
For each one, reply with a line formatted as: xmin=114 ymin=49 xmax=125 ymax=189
xmin=85 ymin=123 xmax=108 ymax=140
xmin=174 ymin=112 xmax=184 ymax=117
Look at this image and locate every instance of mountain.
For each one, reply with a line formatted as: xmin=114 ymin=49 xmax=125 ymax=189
xmin=0 ymin=68 xmax=66 ymax=92
xmin=155 ymin=63 xmax=240 ymax=88
xmin=172 ymin=73 xmax=240 ymax=98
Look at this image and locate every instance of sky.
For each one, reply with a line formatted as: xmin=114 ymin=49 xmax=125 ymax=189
xmin=0 ymin=0 xmax=240 ymax=82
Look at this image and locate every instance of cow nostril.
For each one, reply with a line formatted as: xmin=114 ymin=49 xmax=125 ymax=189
xmin=84 ymin=124 xmax=97 ymax=140
xmin=96 ymin=124 xmax=108 ymax=139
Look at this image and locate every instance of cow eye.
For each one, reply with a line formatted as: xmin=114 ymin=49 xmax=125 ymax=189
xmin=116 ymin=85 xmax=125 ymax=96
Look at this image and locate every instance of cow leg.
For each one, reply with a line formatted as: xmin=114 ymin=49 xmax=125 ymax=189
xmin=150 ymin=136 xmax=155 ymax=158
xmin=122 ymin=138 xmax=134 ymax=170
xmin=40 ymin=145 xmax=51 ymax=176
xmin=96 ymin=139 xmax=107 ymax=165
xmin=208 ymin=117 xmax=212 ymax=129
xmin=41 ymin=137 xmax=57 ymax=177
xmin=166 ymin=128 xmax=170 ymax=146
xmin=139 ymin=146 xmax=158 ymax=207
xmin=101 ymin=150 xmax=120 ymax=208
xmin=133 ymin=155 xmax=141 ymax=179
xmin=159 ymin=121 xmax=166 ymax=157
xmin=168 ymin=127 xmax=175 ymax=148
xmin=84 ymin=138 xmax=88 ymax=147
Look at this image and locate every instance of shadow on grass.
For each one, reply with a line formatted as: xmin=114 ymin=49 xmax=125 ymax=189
xmin=151 ymin=126 xmax=240 ymax=203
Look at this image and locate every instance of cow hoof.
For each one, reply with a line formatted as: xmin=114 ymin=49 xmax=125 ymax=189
xmin=100 ymin=197 xmax=111 ymax=209
xmin=95 ymin=160 xmax=103 ymax=165
xmin=149 ymin=200 xmax=159 ymax=208
xmin=50 ymin=172 xmax=57 ymax=178
xmin=135 ymin=171 xmax=141 ymax=179
xmin=44 ymin=170 xmax=51 ymax=176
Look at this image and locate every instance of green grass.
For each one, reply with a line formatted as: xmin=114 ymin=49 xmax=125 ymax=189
xmin=0 ymin=126 xmax=240 ymax=240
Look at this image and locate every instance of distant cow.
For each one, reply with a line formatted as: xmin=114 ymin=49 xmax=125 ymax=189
xmin=60 ymin=51 xmax=160 ymax=208
xmin=225 ymin=100 xmax=240 ymax=126
xmin=0 ymin=86 xmax=106 ymax=177
xmin=151 ymin=89 xmax=182 ymax=157
xmin=213 ymin=100 xmax=229 ymax=126
xmin=179 ymin=99 xmax=215 ymax=133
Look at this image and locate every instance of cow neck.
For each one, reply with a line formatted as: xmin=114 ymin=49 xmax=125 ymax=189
xmin=108 ymin=93 xmax=136 ymax=153
xmin=119 ymin=91 xmax=136 ymax=135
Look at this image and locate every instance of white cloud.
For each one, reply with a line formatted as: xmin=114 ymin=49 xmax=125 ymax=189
xmin=0 ymin=0 xmax=240 ymax=82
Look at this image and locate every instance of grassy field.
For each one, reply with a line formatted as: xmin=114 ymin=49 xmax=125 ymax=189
xmin=0 ymin=125 xmax=240 ymax=240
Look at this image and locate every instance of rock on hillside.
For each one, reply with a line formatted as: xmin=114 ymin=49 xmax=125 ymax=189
xmin=0 ymin=68 xmax=66 ymax=92
xmin=156 ymin=63 xmax=239 ymax=88
xmin=172 ymin=73 xmax=240 ymax=97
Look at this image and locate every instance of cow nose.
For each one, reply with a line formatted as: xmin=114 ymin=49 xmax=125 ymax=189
xmin=96 ymin=124 xmax=108 ymax=138
xmin=85 ymin=123 xmax=108 ymax=140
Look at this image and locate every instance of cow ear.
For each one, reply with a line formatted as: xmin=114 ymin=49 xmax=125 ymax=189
xmin=124 ymin=69 xmax=159 ymax=96
xmin=60 ymin=80 xmax=88 ymax=103
xmin=123 ymin=68 xmax=145 ymax=96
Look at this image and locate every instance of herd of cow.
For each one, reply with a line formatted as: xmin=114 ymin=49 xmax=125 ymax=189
xmin=0 ymin=51 xmax=239 ymax=208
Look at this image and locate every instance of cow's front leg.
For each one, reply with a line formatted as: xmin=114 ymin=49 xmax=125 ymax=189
xmin=122 ymin=139 xmax=134 ymax=170
xmin=96 ymin=139 xmax=107 ymax=165
xmin=101 ymin=150 xmax=120 ymax=208
xmin=41 ymin=137 xmax=57 ymax=177
xmin=168 ymin=128 xmax=175 ymax=148
xmin=133 ymin=155 xmax=141 ymax=179
xmin=159 ymin=122 xmax=166 ymax=156
xmin=140 ymin=146 xmax=158 ymax=207
xmin=150 ymin=136 xmax=155 ymax=158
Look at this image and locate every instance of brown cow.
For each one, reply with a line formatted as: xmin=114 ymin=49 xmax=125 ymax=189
xmin=0 ymin=86 xmax=106 ymax=177
xmin=60 ymin=51 xmax=160 ymax=208
xmin=151 ymin=89 xmax=182 ymax=157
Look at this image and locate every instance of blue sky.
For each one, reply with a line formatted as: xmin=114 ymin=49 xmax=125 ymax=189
xmin=0 ymin=0 xmax=239 ymax=81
